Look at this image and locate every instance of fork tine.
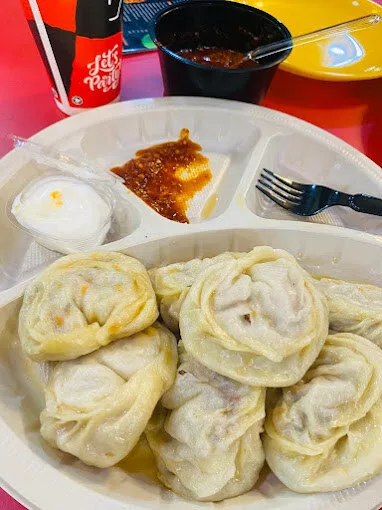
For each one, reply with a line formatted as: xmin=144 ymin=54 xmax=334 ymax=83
xmin=258 ymin=178 xmax=301 ymax=204
xmin=260 ymin=172 xmax=302 ymax=199
xmin=256 ymin=182 xmax=298 ymax=211
xmin=262 ymin=168 xmax=305 ymax=192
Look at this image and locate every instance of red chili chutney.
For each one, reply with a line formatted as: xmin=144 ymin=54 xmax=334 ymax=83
xmin=111 ymin=129 xmax=212 ymax=223
xmin=177 ymin=46 xmax=255 ymax=69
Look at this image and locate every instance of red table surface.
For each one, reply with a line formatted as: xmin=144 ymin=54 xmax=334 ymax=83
xmin=1 ymin=1 xmax=382 ymax=509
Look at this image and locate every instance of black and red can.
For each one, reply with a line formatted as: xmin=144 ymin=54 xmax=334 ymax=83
xmin=21 ymin=0 xmax=123 ymax=115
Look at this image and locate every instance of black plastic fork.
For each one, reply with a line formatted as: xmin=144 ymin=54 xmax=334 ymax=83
xmin=256 ymin=168 xmax=382 ymax=217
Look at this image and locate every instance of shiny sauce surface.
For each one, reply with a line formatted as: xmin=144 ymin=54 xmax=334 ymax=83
xmin=112 ymin=129 xmax=211 ymax=223
xmin=177 ymin=46 xmax=255 ymax=69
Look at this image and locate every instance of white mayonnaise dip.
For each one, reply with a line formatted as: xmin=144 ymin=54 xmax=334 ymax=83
xmin=12 ymin=175 xmax=112 ymax=252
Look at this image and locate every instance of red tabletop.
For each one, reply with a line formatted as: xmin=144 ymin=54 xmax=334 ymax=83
xmin=1 ymin=1 xmax=382 ymax=509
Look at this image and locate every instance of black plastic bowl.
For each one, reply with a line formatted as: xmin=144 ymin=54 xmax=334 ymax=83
xmin=150 ymin=1 xmax=292 ymax=104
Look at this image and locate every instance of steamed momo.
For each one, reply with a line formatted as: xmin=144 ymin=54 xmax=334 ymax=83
xmin=146 ymin=344 xmax=265 ymax=501
xmin=317 ymin=277 xmax=382 ymax=348
xmin=264 ymin=333 xmax=382 ymax=493
xmin=40 ymin=322 xmax=177 ymax=468
xmin=19 ymin=252 xmax=158 ymax=361
xmin=180 ymin=246 xmax=329 ymax=387
xmin=149 ymin=253 xmax=239 ymax=332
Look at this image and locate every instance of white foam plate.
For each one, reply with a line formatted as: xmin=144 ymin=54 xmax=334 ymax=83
xmin=0 ymin=97 xmax=381 ymax=510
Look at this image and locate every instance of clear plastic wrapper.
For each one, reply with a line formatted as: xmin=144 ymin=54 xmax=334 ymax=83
xmin=7 ymin=136 xmax=125 ymax=254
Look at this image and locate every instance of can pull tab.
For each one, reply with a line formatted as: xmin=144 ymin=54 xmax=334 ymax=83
xmin=108 ymin=0 xmax=123 ymax=22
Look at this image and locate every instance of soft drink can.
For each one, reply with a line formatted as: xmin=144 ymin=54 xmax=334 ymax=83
xmin=21 ymin=0 xmax=123 ymax=115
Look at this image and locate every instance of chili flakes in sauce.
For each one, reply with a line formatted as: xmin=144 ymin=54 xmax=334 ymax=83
xmin=111 ymin=129 xmax=211 ymax=223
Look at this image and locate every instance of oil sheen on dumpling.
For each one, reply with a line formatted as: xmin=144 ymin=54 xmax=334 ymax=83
xmin=317 ymin=277 xmax=382 ymax=348
xmin=180 ymin=246 xmax=328 ymax=387
xmin=149 ymin=253 xmax=239 ymax=332
xmin=146 ymin=344 xmax=265 ymax=502
xmin=40 ymin=322 xmax=177 ymax=468
xmin=264 ymin=333 xmax=382 ymax=493
xmin=19 ymin=252 xmax=158 ymax=361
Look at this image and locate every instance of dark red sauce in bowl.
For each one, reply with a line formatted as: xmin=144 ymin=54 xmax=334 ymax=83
xmin=177 ymin=46 xmax=255 ymax=69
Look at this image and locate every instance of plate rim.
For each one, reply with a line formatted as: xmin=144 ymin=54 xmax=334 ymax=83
xmin=1 ymin=96 xmax=381 ymax=176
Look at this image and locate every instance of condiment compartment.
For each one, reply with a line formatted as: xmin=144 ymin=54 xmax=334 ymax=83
xmin=0 ymin=154 xmax=140 ymax=294
xmin=0 ymin=226 xmax=381 ymax=510
xmin=59 ymin=106 xmax=262 ymax=222
xmin=245 ymin=131 xmax=382 ymax=234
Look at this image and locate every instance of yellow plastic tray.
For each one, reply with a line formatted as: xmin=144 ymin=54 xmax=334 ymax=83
xmin=234 ymin=0 xmax=382 ymax=81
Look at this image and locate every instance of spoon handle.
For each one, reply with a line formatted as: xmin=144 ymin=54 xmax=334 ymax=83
xmin=11 ymin=135 xmax=123 ymax=183
xmin=251 ymin=13 xmax=380 ymax=60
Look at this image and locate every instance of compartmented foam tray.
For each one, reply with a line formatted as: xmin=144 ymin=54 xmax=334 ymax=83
xmin=0 ymin=97 xmax=381 ymax=510
xmin=0 ymin=97 xmax=381 ymax=306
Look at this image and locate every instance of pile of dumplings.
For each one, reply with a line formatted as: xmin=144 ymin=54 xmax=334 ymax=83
xmin=16 ymin=248 xmax=382 ymax=502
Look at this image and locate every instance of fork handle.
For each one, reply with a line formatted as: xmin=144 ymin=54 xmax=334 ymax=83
xmin=346 ymin=193 xmax=382 ymax=216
